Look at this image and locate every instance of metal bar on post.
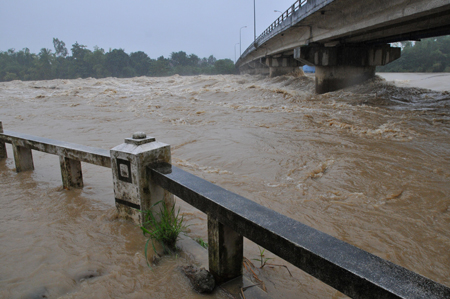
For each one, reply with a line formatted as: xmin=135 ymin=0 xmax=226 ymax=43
xmin=0 ymin=121 xmax=6 ymax=160
xmin=208 ymin=215 xmax=243 ymax=285
xmin=60 ymin=156 xmax=83 ymax=189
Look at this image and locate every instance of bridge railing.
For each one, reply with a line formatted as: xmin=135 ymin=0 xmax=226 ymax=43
xmin=240 ymin=0 xmax=308 ymax=60
xmin=1 ymin=121 xmax=450 ymax=298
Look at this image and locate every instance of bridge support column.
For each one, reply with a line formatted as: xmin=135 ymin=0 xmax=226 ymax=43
xmin=208 ymin=215 xmax=243 ymax=285
xmin=265 ymin=56 xmax=302 ymax=77
xmin=315 ymin=65 xmax=375 ymax=94
xmin=294 ymin=44 xmax=400 ymax=93
xmin=0 ymin=121 xmax=6 ymax=160
xmin=110 ymin=132 xmax=173 ymax=225
xmin=239 ymin=59 xmax=269 ymax=76
xmin=60 ymin=157 xmax=83 ymax=189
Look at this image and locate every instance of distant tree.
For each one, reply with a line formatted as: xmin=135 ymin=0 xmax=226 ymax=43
xmin=105 ymin=49 xmax=131 ymax=77
xmin=188 ymin=54 xmax=200 ymax=66
xmin=0 ymin=38 xmax=239 ymax=81
xmin=214 ymin=59 xmax=235 ymax=74
xmin=85 ymin=46 xmax=109 ymax=78
xmin=207 ymin=55 xmax=217 ymax=66
xmin=170 ymin=51 xmax=189 ymax=66
xmin=378 ymin=35 xmax=450 ymax=72
xmin=149 ymin=56 xmax=171 ymax=76
xmin=71 ymin=42 xmax=89 ymax=60
xmin=37 ymin=48 xmax=54 ymax=79
xmin=68 ymin=42 xmax=92 ymax=78
xmin=130 ymin=51 xmax=151 ymax=76
xmin=53 ymin=38 xmax=68 ymax=57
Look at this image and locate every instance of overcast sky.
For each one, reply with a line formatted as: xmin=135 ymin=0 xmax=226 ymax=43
xmin=1 ymin=0 xmax=297 ymax=60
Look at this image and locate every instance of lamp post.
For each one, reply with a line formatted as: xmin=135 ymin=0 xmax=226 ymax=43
xmin=234 ymin=43 xmax=240 ymax=63
xmin=274 ymin=10 xmax=283 ymax=14
xmin=240 ymin=26 xmax=247 ymax=56
xmin=253 ymin=0 xmax=256 ymax=42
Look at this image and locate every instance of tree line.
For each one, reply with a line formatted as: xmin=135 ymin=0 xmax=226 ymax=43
xmin=378 ymin=35 xmax=450 ymax=72
xmin=0 ymin=38 xmax=236 ymax=82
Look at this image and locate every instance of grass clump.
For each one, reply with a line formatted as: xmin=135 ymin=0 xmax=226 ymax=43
xmin=140 ymin=200 xmax=187 ymax=266
xmin=252 ymin=246 xmax=273 ymax=268
xmin=195 ymin=238 xmax=208 ymax=249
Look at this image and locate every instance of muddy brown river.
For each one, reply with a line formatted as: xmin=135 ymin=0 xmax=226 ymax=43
xmin=1 ymin=73 xmax=449 ymax=298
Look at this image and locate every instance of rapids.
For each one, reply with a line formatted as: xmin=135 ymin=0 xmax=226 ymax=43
xmin=1 ymin=73 xmax=449 ymax=298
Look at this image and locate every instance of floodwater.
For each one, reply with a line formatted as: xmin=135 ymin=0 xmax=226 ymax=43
xmin=1 ymin=73 xmax=449 ymax=298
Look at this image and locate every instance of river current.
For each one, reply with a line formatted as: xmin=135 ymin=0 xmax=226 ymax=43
xmin=0 ymin=73 xmax=449 ymax=298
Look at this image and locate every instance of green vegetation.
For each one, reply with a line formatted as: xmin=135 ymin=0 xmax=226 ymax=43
xmin=252 ymin=246 xmax=273 ymax=268
xmin=140 ymin=200 xmax=187 ymax=266
xmin=378 ymin=35 xmax=450 ymax=72
xmin=0 ymin=38 xmax=236 ymax=82
xmin=195 ymin=238 xmax=208 ymax=249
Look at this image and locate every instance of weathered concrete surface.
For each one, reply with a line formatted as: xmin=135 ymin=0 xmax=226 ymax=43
xmin=265 ymin=56 xmax=302 ymax=77
xmin=0 ymin=130 xmax=111 ymax=168
xmin=60 ymin=156 xmax=83 ymax=189
xmin=315 ymin=65 xmax=375 ymax=93
xmin=110 ymin=134 xmax=173 ymax=225
xmin=12 ymin=142 xmax=34 ymax=172
xmin=239 ymin=60 xmax=270 ymax=76
xmin=208 ymin=216 xmax=243 ymax=285
xmin=0 ymin=121 xmax=6 ymax=160
xmin=150 ymin=162 xmax=450 ymax=299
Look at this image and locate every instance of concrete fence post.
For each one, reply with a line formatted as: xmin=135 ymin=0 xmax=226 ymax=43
xmin=208 ymin=215 xmax=243 ymax=285
xmin=59 ymin=156 xmax=83 ymax=189
xmin=11 ymin=135 xmax=34 ymax=172
xmin=110 ymin=132 xmax=173 ymax=225
xmin=0 ymin=121 xmax=6 ymax=160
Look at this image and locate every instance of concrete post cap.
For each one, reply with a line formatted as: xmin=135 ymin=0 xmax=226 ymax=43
xmin=132 ymin=132 xmax=146 ymax=139
xmin=124 ymin=132 xmax=156 ymax=146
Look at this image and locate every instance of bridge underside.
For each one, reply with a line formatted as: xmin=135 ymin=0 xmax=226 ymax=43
xmin=237 ymin=0 xmax=450 ymax=93
xmin=240 ymin=44 xmax=401 ymax=93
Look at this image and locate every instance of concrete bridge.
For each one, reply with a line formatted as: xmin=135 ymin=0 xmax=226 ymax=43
xmin=236 ymin=0 xmax=450 ymax=93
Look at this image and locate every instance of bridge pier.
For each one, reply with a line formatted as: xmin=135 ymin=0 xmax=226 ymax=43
xmin=315 ymin=65 xmax=376 ymax=94
xmin=295 ymin=44 xmax=400 ymax=93
xmin=239 ymin=59 xmax=269 ymax=76
xmin=265 ymin=56 xmax=302 ymax=77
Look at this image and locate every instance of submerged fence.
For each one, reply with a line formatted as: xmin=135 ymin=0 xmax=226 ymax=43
xmin=1 ymin=120 xmax=449 ymax=298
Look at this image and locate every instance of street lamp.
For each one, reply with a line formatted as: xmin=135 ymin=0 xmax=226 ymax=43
xmin=240 ymin=26 xmax=247 ymax=56
xmin=254 ymin=0 xmax=256 ymax=42
xmin=274 ymin=10 xmax=283 ymax=14
xmin=234 ymin=43 xmax=240 ymax=63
